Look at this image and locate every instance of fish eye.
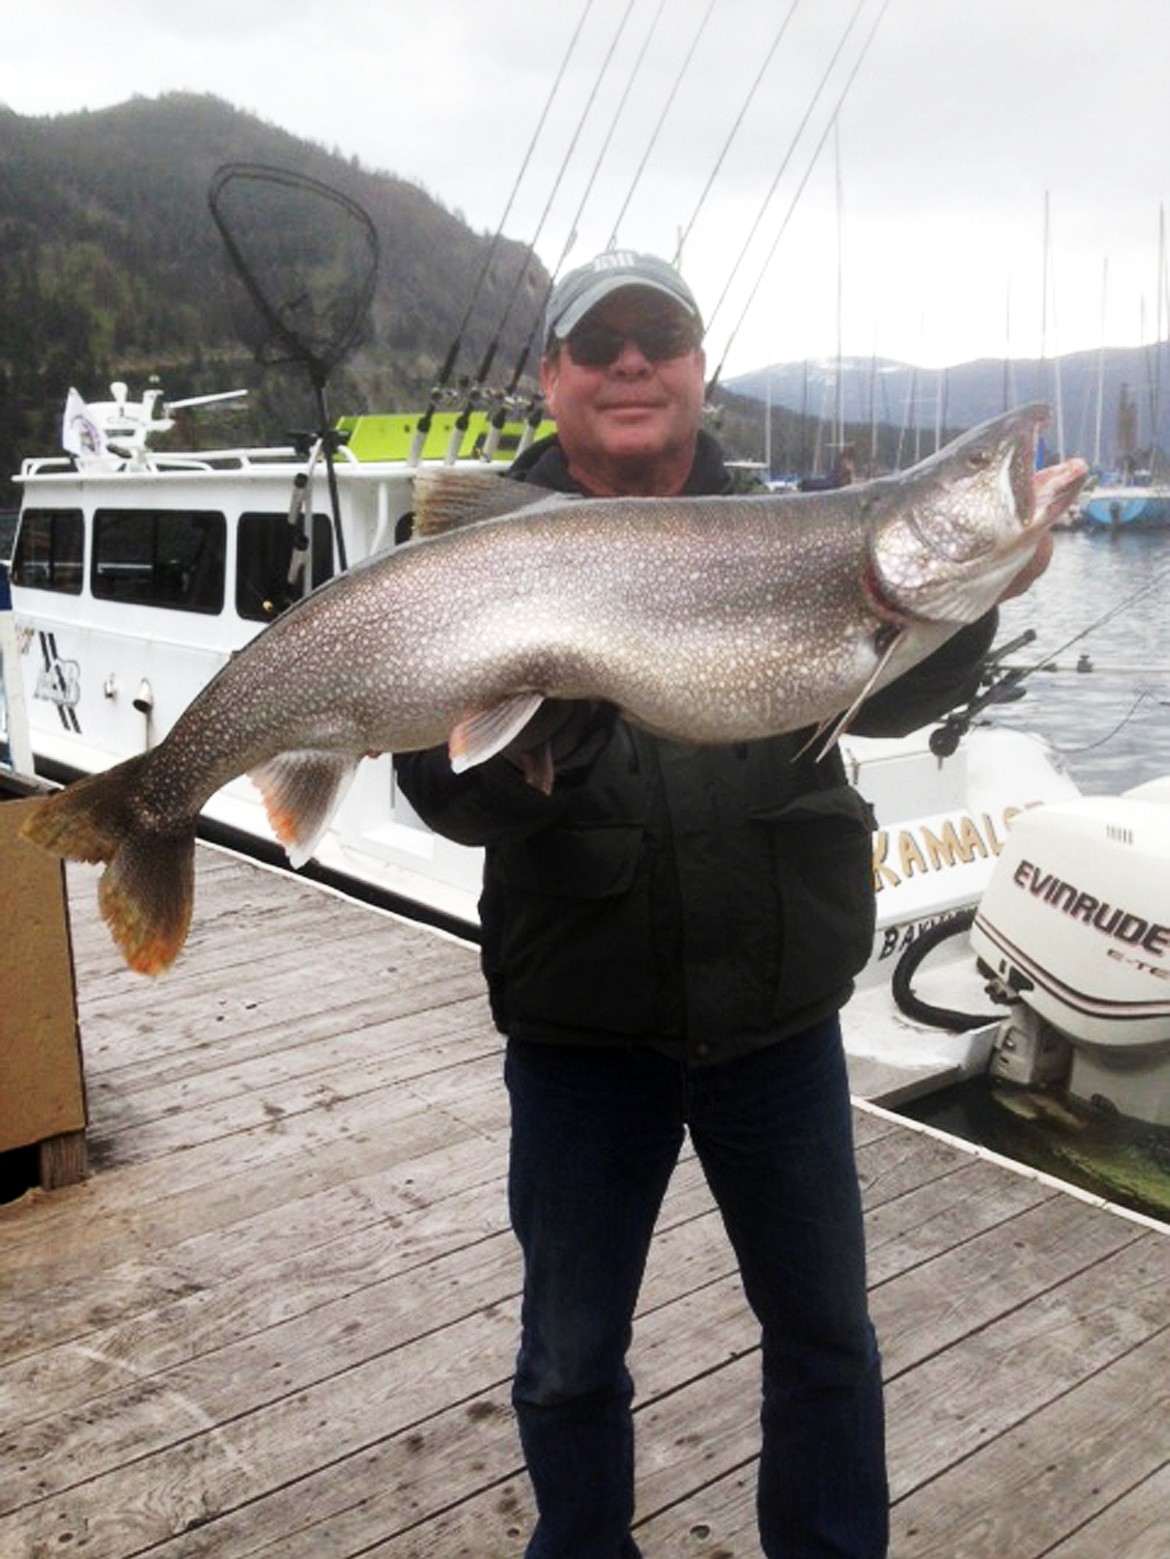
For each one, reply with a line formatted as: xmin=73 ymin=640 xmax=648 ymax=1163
xmin=965 ymin=450 xmax=991 ymax=470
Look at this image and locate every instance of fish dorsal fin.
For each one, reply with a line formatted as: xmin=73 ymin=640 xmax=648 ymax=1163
xmin=449 ymin=691 xmax=546 ymax=772
xmin=412 ymin=469 xmax=567 ymax=537
xmin=249 ymin=749 xmax=360 ymax=869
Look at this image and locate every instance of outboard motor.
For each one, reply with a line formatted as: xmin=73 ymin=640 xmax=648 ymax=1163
xmin=970 ymin=778 xmax=1170 ymax=1126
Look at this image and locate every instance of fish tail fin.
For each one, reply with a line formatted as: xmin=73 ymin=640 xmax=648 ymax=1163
xmin=21 ymin=755 xmax=196 ymax=974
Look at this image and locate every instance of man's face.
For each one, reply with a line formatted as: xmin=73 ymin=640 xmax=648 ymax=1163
xmin=540 ymin=287 xmax=706 ymax=495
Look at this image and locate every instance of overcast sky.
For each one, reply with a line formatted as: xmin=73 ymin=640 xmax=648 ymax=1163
xmin=5 ymin=0 xmax=1170 ymax=376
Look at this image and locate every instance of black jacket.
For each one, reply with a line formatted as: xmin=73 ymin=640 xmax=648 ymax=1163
xmin=394 ymin=432 xmax=996 ymax=1063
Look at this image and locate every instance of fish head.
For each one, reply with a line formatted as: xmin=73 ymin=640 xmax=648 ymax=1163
xmin=865 ymin=404 xmax=1089 ymax=623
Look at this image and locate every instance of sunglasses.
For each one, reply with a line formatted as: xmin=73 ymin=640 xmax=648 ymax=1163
xmin=562 ymin=317 xmax=700 ymax=368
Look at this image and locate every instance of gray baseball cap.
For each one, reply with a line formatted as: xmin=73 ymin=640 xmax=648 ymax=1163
xmin=544 ymin=250 xmax=702 ymax=343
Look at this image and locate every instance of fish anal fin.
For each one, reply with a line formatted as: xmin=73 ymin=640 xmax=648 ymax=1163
xmin=249 ymin=750 xmax=359 ymax=869
xmin=412 ymin=470 xmax=567 ymax=537
xmin=449 ymin=692 xmax=546 ymax=774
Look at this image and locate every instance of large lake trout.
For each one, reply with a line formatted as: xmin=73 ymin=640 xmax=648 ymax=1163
xmin=22 ymin=404 xmax=1087 ymax=972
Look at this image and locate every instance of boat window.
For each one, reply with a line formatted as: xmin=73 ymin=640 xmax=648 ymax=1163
xmin=10 ymin=508 xmax=84 ymax=593
xmin=236 ymin=511 xmax=335 ymax=621
xmin=91 ymin=509 xmax=226 ymax=614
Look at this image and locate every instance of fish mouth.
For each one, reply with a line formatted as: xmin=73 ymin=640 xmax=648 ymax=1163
xmin=1033 ymin=453 xmax=1091 ymax=527
xmin=970 ymin=403 xmax=1050 ymax=544
xmin=1006 ymin=408 xmax=1044 ymax=527
xmin=1003 ymin=408 xmax=1090 ymax=535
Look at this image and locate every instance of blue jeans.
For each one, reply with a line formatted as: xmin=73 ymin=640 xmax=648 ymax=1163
xmin=505 ymin=1018 xmax=887 ymax=1559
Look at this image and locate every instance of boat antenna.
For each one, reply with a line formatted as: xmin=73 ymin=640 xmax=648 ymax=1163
xmin=671 ymin=0 xmax=803 ymax=269
xmin=412 ymin=0 xmax=597 ymax=462
xmin=207 ymin=163 xmax=380 ymax=571
xmin=605 ymin=0 xmax=716 ymax=250
xmin=704 ymin=0 xmax=891 ymax=398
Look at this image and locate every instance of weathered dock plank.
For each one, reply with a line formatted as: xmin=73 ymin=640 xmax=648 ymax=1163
xmin=0 ymin=844 xmax=1167 ymax=1559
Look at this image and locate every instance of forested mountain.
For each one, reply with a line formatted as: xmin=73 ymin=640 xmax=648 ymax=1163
xmin=5 ymin=92 xmax=1140 ymax=508
xmin=0 ymin=93 xmax=546 ymax=503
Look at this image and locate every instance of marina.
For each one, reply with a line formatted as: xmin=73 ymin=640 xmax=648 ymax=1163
xmin=3 ymin=11 xmax=1170 ymax=1551
xmin=2 ymin=843 xmax=1169 ymax=1557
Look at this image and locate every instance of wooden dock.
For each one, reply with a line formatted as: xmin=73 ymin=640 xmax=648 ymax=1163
xmin=2 ymin=844 xmax=1169 ymax=1558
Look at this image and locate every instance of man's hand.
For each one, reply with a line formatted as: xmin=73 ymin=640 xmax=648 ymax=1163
xmin=503 ymin=700 xmax=617 ymax=795
xmin=999 ymin=530 xmax=1053 ymax=602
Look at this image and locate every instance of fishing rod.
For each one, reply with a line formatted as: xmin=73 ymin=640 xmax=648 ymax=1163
xmin=671 ymin=0 xmax=803 ymax=270
xmin=482 ymin=0 xmax=671 ymax=461
xmin=499 ymin=0 xmax=823 ymax=447
xmin=704 ymin=0 xmax=893 ymax=399
xmin=699 ymin=0 xmax=867 ymax=359
xmin=604 ymin=0 xmax=715 ymax=250
xmin=929 ymin=557 xmax=1170 ymax=756
xmin=500 ymin=0 xmax=720 ymax=457
xmin=549 ymin=0 xmax=658 ymax=287
xmin=409 ymin=0 xmax=597 ymax=464
xmin=443 ymin=0 xmax=637 ymax=464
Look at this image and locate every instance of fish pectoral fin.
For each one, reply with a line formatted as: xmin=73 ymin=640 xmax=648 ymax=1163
xmin=249 ymin=750 xmax=360 ymax=869
xmin=810 ymin=628 xmax=910 ymax=760
xmin=449 ymin=692 xmax=546 ymax=774
xmin=793 ymin=717 xmax=837 ymax=762
xmin=412 ymin=469 xmax=569 ymax=536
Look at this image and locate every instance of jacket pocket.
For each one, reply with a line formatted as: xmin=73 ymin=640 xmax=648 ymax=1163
xmin=494 ymin=822 xmax=657 ymax=1032
xmin=752 ymin=785 xmax=876 ymax=1018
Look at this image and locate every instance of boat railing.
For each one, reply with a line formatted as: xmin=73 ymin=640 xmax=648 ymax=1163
xmin=17 ymin=444 xmax=381 ymax=480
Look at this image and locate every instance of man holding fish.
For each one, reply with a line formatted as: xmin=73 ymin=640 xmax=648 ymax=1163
xmin=393 ymin=252 xmax=1062 ymax=1558
xmin=23 ymin=246 xmax=1084 ymax=1555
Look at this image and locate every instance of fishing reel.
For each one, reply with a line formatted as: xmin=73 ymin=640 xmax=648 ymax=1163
xmin=929 ymin=628 xmax=1037 ymax=758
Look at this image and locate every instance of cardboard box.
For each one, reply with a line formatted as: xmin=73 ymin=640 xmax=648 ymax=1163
xmin=0 ymin=792 xmax=87 ymax=1178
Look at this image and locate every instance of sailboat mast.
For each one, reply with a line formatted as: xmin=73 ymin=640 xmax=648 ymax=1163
xmin=1040 ymin=191 xmax=1066 ymax=459
xmin=834 ymin=119 xmax=845 ymax=460
xmin=1094 ymin=258 xmax=1108 ymax=471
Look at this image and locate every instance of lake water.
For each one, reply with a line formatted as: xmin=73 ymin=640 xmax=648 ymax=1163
xmin=989 ymin=527 xmax=1170 ymax=794
xmin=904 ymin=526 xmax=1170 ymax=1223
